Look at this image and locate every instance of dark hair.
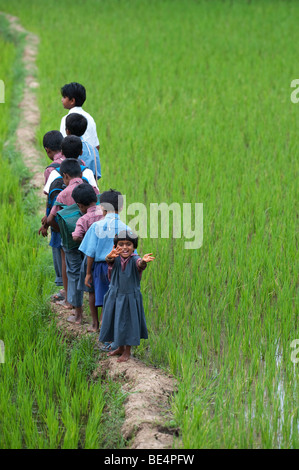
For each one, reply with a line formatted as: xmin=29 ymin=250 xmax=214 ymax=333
xmin=72 ymin=183 xmax=97 ymax=206
xmin=61 ymin=135 xmax=82 ymax=159
xmin=114 ymin=230 xmax=138 ymax=249
xmin=61 ymin=82 xmax=86 ymax=107
xmin=43 ymin=130 xmax=63 ymax=151
xmin=99 ymin=189 xmax=123 ymax=212
xmin=59 ymin=158 xmax=82 ymax=178
xmin=65 ymin=113 xmax=88 ymax=137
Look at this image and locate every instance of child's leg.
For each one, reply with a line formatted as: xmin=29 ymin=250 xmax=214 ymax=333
xmin=60 ymin=248 xmax=72 ymax=308
xmin=64 ymin=248 xmax=84 ymax=323
xmin=117 ymin=346 xmax=131 ymax=362
xmin=70 ymin=306 xmax=83 ymax=324
xmin=93 ymin=261 xmax=110 ymax=325
xmin=51 ymin=246 xmax=63 ymax=288
xmin=87 ymin=292 xmax=99 ymax=331
xmin=108 ymin=346 xmax=125 ymax=357
xmin=108 ymin=345 xmax=131 ymax=362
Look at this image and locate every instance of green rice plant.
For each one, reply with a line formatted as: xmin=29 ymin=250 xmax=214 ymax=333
xmin=0 ymin=21 xmax=128 ymax=450
xmin=0 ymin=0 xmax=298 ymax=448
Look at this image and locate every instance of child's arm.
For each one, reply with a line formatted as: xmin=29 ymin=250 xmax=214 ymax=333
xmin=73 ymin=235 xmax=83 ymax=243
xmin=137 ymin=253 xmax=155 ymax=269
xmin=72 ymin=218 xmax=85 ymax=243
xmin=85 ymin=255 xmax=95 ymax=288
xmin=38 ymin=201 xmax=50 ymax=236
xmin=105 ymin=246 xmax=122 ymax=264
xmin=105 ymin=246 xmax=122 ymax=282
xmin=38 ymin=225 xmax=48 ymax=237
xmin=46 ymin=211 xmax=60 ymax=230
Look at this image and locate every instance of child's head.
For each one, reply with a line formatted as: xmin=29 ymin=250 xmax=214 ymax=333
xmin=61 ymin=82 xmax=86 ymax=108
xmin=61 ymin=135 xmax=83 ymax=159
xmin=99 ymin=189 xmax=123 ymax=213
xmin=72 ymin=183 xmax=97 ymax=214
xmin=65 ymin=113 xmax=88 ymax=137
xmin=43 ymin=130 xmax=63 ymax=160
xmin=114 ymin=229 xmax=138 ymax=258
xmin=59 ymin=158 xmax=82 ymax=185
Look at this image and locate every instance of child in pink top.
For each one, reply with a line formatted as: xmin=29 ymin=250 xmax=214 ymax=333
xmin=72 ymin=184 xmax=104 ymax=331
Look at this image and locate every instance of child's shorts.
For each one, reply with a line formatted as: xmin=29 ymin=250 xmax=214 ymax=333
xmin=93 ymin=261 xmax=110 ymax=307
xmin=63 ymin=247 xmax=84 ymax=307
xmin=78 ymin=255 xmax=94 ymax=294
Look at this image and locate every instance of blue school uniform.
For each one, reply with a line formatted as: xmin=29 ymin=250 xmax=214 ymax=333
xmin=99 ymin=256 xmax=148 ymax=347
xmin=78 ymin=213 xmax=133 ymax=306
xmin=79 ymin=213 xmax=131 ymax=261
xmin=64 ymin=247 xmax=84 ymax=307
xmin=80 ymin=138 xmax=101 ymax=180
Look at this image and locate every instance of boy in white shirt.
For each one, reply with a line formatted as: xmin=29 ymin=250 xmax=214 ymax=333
xmin=60 ymin=82 xmax=100 ymax=150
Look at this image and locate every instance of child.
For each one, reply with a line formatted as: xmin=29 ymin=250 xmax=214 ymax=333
xmin=71 ymin=184 xmax=104 ymax=332
xmin=42 ymin=130 xmax=64 ymax=185
xmin=79 ymin=189 xmax=133 ymax=330
xmin=47 ymin=159 xmax=99 ymax=322
xmin=43 ymin=135 xmax=98 ymax=196
xmin=60 ymin=82 xmax=100 ymax=150
xmin=39 ymin=130 xmax=64 ymax=299
xmin=99 ymin=230 xmax=155 ymax=363
xmin=65 ymin=113 xmax=101 ymax=180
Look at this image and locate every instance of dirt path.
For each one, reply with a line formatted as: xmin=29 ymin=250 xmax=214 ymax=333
xmin=4 ymin=13 xmax=45 ymax=199
xmin=3 ymin=13 xmax=179 ymax=449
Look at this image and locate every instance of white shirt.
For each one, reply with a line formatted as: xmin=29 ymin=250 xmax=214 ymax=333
xmin=44 ymin=167 xmax=98 ymax=195
xmin=60 ymin=106 xmax=100 ymax=148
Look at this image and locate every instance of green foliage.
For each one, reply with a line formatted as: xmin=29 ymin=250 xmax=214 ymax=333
xmin=0 ymin=25 xmax=124 ymax=450
xmin=0 ymin=0 xmax=298 ymax=448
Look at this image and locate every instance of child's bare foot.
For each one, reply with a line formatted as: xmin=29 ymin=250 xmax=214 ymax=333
xmin=51 ymin=289 xmax=65 ymax=302
xmin=58 ymin=299 xmax=73 ymax=309
xmin=108 ymin=346 xmax=124 ymax=357
xmin=117 ymin=351 xmax=131 ymax=362
xmin=67 ymin=315 xmax=82 ymax=324
xmin=86 ymin=324 xmax=99 ymax=332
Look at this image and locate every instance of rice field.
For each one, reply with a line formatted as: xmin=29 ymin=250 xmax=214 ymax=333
xmin=0 ymin=0 xmax=298 ymax=449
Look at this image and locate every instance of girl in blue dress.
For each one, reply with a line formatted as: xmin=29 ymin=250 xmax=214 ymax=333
xmin=99 ymin=230 xmax=155 ymax=362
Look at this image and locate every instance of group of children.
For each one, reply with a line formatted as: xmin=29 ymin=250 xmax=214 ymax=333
xmin=39 ymin=82 xmax=154 ymax=362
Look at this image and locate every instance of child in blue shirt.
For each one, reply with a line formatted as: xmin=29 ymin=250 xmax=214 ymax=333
xmin=79 ymin=189 xmax=133 ymax=327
